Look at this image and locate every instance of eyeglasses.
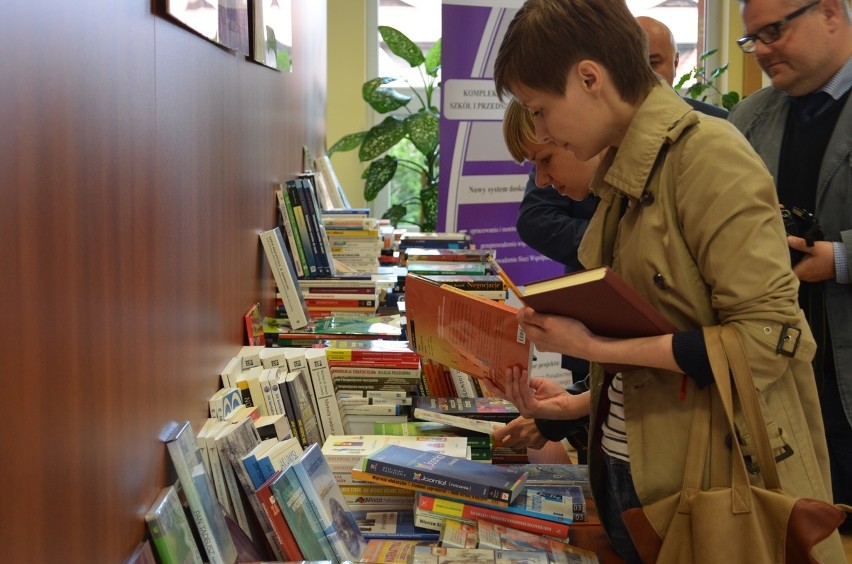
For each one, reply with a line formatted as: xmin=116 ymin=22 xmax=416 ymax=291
xmin=737 ymin=0 xmax=820 ymax=53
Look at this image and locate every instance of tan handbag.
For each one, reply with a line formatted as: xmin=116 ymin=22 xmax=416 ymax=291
xmin=622 ymin=326 xmax=847 ymax=563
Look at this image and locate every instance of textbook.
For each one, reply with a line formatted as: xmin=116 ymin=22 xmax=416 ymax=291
xmin=521 ymin=265 xmax=677 ymax=373
xmin=351 ymin=509 xmax=440 ymax=541
xmin=476 ymin=521 xmax=599 ymax=562
xmin=373 ymin=422 xmax=492 ymax=450
xmin=360 ymin=445 xmax=526 ymax=504
xmin=412 ymin=397 xmax=519 ymax=422
xmin=404 ymin=273 xmax=532 ymax=388
xmin=412 ymin=408 xmax=507 ymax=436
xmin=144 ymin=484 xmax=204 ymax=564
xmin=416 ymin=492 xmax=570 ymax=539
xmin=359 ymin=539 xmax=437 ymax=564
xmin=408 ymin=545 xmax=574 ymax=564
xmin=259 ymin=227 xmax=311 ymax=330
xmin=290 ymin=444 xmax=367 ymax=562
xmin=320 ymin=434 xmax=469 ymax=473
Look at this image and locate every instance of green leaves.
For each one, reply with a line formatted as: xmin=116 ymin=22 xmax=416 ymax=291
xmin=425 ymin=38 xmax=442 ymax=77
xmin=328 ymin=132 xmax=366 ymax=156
xmin=328 ymin=25 xmax=441 ymax=230
xmin=359 ymin=116 xmax=407 ymax=161
xmin=364 ymin=155 xmax=398 ymax=201
xmin=405 ymin=110 xmax=439 ymax=155
xmin=379 ymin=26 xmax=425 ymax=67
xmin=363 ymin=77 xmax=411 ymax=114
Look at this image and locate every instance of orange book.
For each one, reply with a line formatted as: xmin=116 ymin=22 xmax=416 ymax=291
xmin=404 ymin=274 xmax=532 ymax=389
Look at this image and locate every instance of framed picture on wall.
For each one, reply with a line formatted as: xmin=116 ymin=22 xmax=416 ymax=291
xmin=252 ymin=0 xmax=293 ymax=72
xmin=166 ymin=0 xmax=219 ymax=43
xmin=219 ymin=0 xmax=250 ymax=55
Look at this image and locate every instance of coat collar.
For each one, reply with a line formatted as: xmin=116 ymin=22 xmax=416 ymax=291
xmin=591 ymin=85 xmax=699 ymax=201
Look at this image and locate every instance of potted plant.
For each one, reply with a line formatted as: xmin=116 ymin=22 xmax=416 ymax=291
xmin=675 ymin=48 xmax=740 ymax=111
xmin=328 ymin=26 xmax=441 ymax=231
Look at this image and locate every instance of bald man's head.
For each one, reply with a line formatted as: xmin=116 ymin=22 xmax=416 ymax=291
xmin=637 ymin=16 xmax=679 ymax=85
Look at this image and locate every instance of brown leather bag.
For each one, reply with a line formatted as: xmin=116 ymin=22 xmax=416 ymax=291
xmin=622 ymin=326 xmax=847 ymax=563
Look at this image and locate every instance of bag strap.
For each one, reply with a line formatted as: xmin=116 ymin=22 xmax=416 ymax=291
xmin=720 ymin=326 xmax=782 ymax=490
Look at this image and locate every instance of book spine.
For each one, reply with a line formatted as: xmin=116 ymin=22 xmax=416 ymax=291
xmin=277 ymin=183 xmax=305 ymax=278
xmin=235 ymin=376 xmax=254 ymax=409
xmin=290 ymin=455 xmax=351 ymax=563
xmin=276 ymin=373 xmax=301 ymax=442
xmin=340 ymin=403 xmax=403 ymax=416
xmin=256 ymin=481 xmax=304 ymax=560
xmin=284 ymin=378 xmax=309 ymax=447
xmin=271 ymin=468 xmax=336 ymax=560
xmin=215 ymin=441 xmax=254 ymax=539
xmin=259 ymin=228 xmax=310 ymax=329
xmin=245 ymin=369 xmax=269 ymax=417
xmin=293 ymin=181 xmax=327 ymax=276
xmin=330 ymin=365 xmax=421 ymax=378
xmin=287 ymin=184 xmax=318 ymax=276
xmin=300 ymin=179 xmax=334 ymax=276
xmin=450 ymin=369 xmax=477 ymax=398
xmin=303 ymin=297 xmax=378 ymax=308
xmin=412 ymin=408 xmax=505 ymax=436
xmin=419 ymin=494 xmax=570 ymax=539
xmin=305 ymin=349 xmax=345 ymax=436
xmin=261 ymin=370 xmax=280 ymax=417
xmin=282 ymin=181 xmax=310 ymax=277
xmin=203 ymin=433 xmax=235 ymax=518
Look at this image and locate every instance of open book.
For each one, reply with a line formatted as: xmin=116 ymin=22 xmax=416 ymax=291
xmin=521 ymin=265 xmax=677 ymax=373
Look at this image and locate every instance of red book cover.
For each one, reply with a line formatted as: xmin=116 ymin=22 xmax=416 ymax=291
xmin=256 ymin=476 xmax=304 ymax=560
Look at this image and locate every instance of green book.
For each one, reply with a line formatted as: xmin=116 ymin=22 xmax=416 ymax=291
xmin=268 ymin=466 xmax=336 ymax=561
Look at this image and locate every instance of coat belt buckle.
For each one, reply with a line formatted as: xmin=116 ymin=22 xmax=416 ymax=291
xmin=775 ymin=323 xmax=801 ymax=357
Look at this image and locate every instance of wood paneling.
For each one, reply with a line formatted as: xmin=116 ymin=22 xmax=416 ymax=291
xmin=0 ymin=1 xmax=327 ymax=561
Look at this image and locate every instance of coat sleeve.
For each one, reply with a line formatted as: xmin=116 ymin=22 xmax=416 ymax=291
xmin=516 ymin=167 xmax=599 ymax=272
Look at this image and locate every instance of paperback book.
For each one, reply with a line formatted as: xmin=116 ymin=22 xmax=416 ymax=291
xmin=359 ymin=539 xmax=437 ymax=564
xmin=320 ymin=434 xmax=469 ymax=473
xmin=351 ymin=510 xmax=439 ymax=541
xmin=163 ymin=421 xmax=238 ymax=564
xmin=412 ymin=408 xmax=506 ymax=436
xmin=290 ymin=444 xmax=367 ymax=562
xmin=409 ymin=545 xmax=576 ymax=564
xmin=360 ymin=445 xmax=526 ymax=505
xmin=268 ymin=466 xmax=336 ymax=561
xmin=412 ymin=397 xmax=519 ymax=422
xmin=144 ymin=484 xmax=204 ymax=564
xmin=404 ymin=273 xmax=531 ymax=387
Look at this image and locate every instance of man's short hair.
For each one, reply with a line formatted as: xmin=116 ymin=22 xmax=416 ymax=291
xmin=494 ymin=0 xmax=658 ymax=103
xmin=502 ymin=99 xmax=536 ymax=164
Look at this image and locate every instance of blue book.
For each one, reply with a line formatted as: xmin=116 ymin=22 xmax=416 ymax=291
xmin=351 ymin=510 xmax=439 ymax=541
xmin=361 ymin=445 xmax=526 ymax=505
xmin=269 ymin=466 xmax=335 ymax=561
xmin=291 ymin=444 xmax=367 ymax=562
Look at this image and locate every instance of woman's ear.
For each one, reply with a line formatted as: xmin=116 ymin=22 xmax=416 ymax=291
xmin=576 ymin=60 xmax=603 ymax=94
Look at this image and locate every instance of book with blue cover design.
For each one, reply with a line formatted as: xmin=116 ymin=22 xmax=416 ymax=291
xmin=361 ymin=445 xmax=526 ymax=505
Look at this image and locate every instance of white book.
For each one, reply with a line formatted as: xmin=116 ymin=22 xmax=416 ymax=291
xmin=255 ymin=437 xmax=305 ymax=485
xmin=259 ymin=227 xmax=310 ymax=330
xmin=213 ymin=420 xmax=254 ymax=537
xmin=285 ymin=348 xmax=327 ymax=443
xmin=321 ymin=434 xmax=468 ymax=473
xmin=267 ymin=370 xmax=288 ymax=417
xmin=284 ymin=369 xmax=324 ymax=448
xmin=412 ymin=407 xmax=507 ymax=436
xmin=197 ymin=418 xmax=231 ymax=515
xmin=219 ymin=355 xmax=243 ymax=388
xmin=259 ymin=347 xmax=288 ymax=369
xmin=238 ymin=345 xmax=265 ymax=371
xmin=342 ymin=414 xmax=408 ymax=435
xmin=449 ymin=368 xmax=478 ymax=398
xmin=253 ymin=413 xmax=293 ymax=442
xmin=244 ymin=366 xmax=268 ymax=417
xmin=304 ymin=347 xmax=345 ymax=437
xmin=340 ymin=403 xmax=404 ymax=416
xmin=260 ymin=368 xmax=282 ymax=416
xmin=209 ymin=387 xmax=243 ymax=421
xmin=215 ymin=416 xmax=286 ymax=560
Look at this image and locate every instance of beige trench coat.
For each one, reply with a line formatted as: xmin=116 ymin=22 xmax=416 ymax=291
xmin=576 ymin=85 xmax=843 ymax=561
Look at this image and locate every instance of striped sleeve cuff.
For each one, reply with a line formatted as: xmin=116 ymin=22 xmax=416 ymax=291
xmin=834 ymin=241 xmax=850 ymax=284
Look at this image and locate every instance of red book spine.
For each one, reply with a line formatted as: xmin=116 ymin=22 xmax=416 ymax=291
xmin=256 ymin=481 xmax=304 ymax=560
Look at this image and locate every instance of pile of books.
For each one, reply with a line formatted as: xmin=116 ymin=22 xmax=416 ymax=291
xmin=325 ymin=339 xmax=421 ymax=433
xmin=322 ymin=208 xmax=385 ymax=274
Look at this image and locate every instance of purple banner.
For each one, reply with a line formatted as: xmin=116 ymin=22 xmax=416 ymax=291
xmin=439 ymin=1 xmax=563 ymax=285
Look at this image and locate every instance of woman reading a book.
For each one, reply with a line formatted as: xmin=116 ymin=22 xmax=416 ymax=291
xmin=492 ymin=1 xmax=842 ymax=562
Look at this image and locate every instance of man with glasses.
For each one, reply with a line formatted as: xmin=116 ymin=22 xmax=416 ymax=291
xmin=729 ymin=0 xmax=852 ymax=524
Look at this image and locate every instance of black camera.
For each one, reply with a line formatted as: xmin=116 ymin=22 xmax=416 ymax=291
xmin=781 ymin=207 xmax=824 ymax=265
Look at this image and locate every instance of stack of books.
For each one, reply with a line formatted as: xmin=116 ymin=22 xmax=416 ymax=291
xmin=397 ymin=231 xmax=472 ymax=250
xmin=374 ymin=421 xmax=495 ymax=464
xmin=322 ymin=209 xmax=385 ymax=274
xmin=276 ymin=178 xmax=336 ymax=279
xmin=325 ymin=339 xmax=421 ymax=434
xmin=412 ymin=397 xmax=529 ymax=464
xmin=262 ymin=313 xmax=405 ymax=348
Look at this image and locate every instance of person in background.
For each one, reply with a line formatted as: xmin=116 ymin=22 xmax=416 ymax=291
xmin=729 ymin=0 xmax=852 ymax=525
xmin=494 ymin=0 xmax=843 ymax=561
xmin=637 ymin=16 xmax=730 ymax=119
xmin=496 ymin=100 xmax=601 ymax=454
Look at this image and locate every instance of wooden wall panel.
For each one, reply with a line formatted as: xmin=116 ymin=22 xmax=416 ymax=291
xmin=0 ymin=1 xmax=327 ymax=561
